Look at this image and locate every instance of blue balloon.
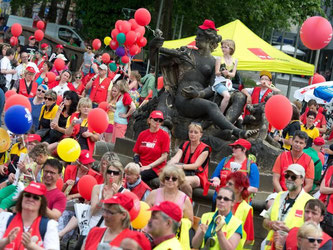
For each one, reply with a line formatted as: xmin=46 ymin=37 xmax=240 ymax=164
xmin=116 ymin=46 xmax=125 ymax=57
xmin=5 ymin=105 xmax=32 ymax=134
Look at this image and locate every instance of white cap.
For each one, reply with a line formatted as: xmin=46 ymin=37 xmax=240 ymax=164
xmin=99 ymin=64 xmax=108 ymax=70
xmin=286 ymin=164 xmax=305 ymax=178
xmin=56 ymin=54 xmax=67 ymax=61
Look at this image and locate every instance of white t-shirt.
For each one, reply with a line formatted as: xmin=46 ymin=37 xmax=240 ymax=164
xmin=52 ymin=83 xmax=70 ymax=97
xmin=1 ymin=56 xmax=13 ymax=89
xmin=0 ymin=212 xmax=60 ymax=250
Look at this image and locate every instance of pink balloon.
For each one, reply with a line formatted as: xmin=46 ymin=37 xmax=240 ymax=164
xmin=119 ymin=21 xmax=131 ymax=34
xmin=88 ymin=108 xmax=109 ymax=133
xmin=137 ymin=37 xmax=147 ymax=47
xmin=121 ymin=55 xmax=129 ymax=64
xmin=129 ymin=44 xmax=140 ymax=56
xmin=109 ymin=40 xmax=119 ymax=50
xmin=5 ymin=94 xmax=31 ymax=112
xmin=5 ymin=90 xmax=16 ymax=100
xmin=309 ymin=73 xmax=326 ymax=85
xmin=92 ymin=39 xmax=102 ymax=50
xmin=129 ymin=19 xmax=139 ymax=31
xmin=134 ymin=8 xmax=151 ymax=26
xmin=125 ymin=31 xmax=137 ymax=46
xmin=10 ymin=36 xmax=18 ymax=46
xmin=78 ymin=175 xmax=97 ymax=201
xmin=36 ymin=21 xmax=45 ymax=30
xmin=102 ymin=53 xmax=111 ymax=64
xmin=115 ymin=20 xmax=123 ymax=30
xmin=135 ymin=26 xmax=145 ymax=37
xmin=300 ymin=16 xmax=333 ymax=50
xmin=54 ymin=58 xmax=65 ymax=71
xmin=34 ymin=29 xmax=44 ymax=42
xmin=265 ymin=95 xmax=292 ymax=130
xmin=11 ymin=23 xmax=22 ymax=37
xmin=46 ymin=72 xmax=56 ymax=83
xmin=111 ymin=29 xmax=119 ymax=39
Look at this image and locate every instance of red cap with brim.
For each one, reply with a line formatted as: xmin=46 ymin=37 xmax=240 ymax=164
xmin=101 ymin=193 xmax=134 ymax=213
xmin=56 ymin=44 xmax=64 ymax=49
xmin=149 ymin=110 xmax=164 ymax=120
xmin=229 ymin=139 xmax=251 ymax=150
xmin=78 ymin=149 xmax=95 ymax=165
xmin=314 ymin=137 xmax=325 ymax=146
xmin=149 ymin=201 xmax=182 ymax=222
xmin=24 ymin=182 xmax=46 ymax=195
xmin=26 ymin=66 xmax=36 ymax=74
xmin=26 ymin=134 xmax=41 ymax=143
xmin=199 ymin=19 xmax=219 ymax=31
xmin=41 ymin=43 xmax=49 ymax=49
xmin=29 ymin=36 xmax=35 ymax=40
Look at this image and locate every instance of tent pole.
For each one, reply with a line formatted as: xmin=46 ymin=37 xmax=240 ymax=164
xmin=314 ymin=50 xmax=320 ymax=73
xmin=286 ymin=27 xmax=300 ymax=98
xmin=156 ymin=0 xmax=164 ymax=29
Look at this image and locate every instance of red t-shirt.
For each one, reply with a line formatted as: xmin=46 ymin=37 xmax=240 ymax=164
xmin=233 ymin=202 xmax=254 ymax=241
xmin=133 ymin=129 xmax=170 ymax=174
xmin=320 ymin=166 xmax=333 ymax=213
xmin=45 ymin=188 xmax=67 ymax=213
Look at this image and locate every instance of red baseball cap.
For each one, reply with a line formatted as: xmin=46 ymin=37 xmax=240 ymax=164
xmin=229 ymin=139 xmax=251 ymax=150
xmin=199 ymin=19 xmax=219 ymax=31
xmin=149 ymin=110 xmax=164 ymax=120
xmin=24 ymin=182 xmax=46 ymax=195
xmin=29 ymin=35 xmax=35 ymax=40
xmin=314 ymin=137 xmax=325 ymax=146
xmin=25 ymin=66 xmax=36 ymax=74
xmin=101 ymin=193 xmax=134 ymax=213
xmin=149 ymin=201 xmax=182 ymax=222
xmin=78 ymin=150 xmax=95 ymax=165
xmin=26 ymin=134 xmax=41 ymax=143
xmin=124 ymin=231 xmax=151 ymax=250
xmin=41 ymin=43 xmax=49 ymax=49
xmin=56 ymin=44 xmax=64 ymax=49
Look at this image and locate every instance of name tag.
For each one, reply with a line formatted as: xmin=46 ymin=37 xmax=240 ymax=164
xmin=145 ymin=142 xmax=155 ymax=148
xmin=295 ymin=209 xmax=303 ymax=218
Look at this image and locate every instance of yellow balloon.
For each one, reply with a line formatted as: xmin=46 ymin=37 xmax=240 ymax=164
xmin=57 ymin=138 xmax=81 ymax=162
xmin=104 ymin=36 xmax=111 ymax=46
xmin=131 ymin=201 xmax=151 ymax=229
xmin=0 ymin=128 xmax=10 ymax=153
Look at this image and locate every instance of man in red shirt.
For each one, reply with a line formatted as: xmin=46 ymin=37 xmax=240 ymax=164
xmin=43 ymin=158 xmax=67 ymax=221
xmin=300 ymin=99 xmax=327 ymax=134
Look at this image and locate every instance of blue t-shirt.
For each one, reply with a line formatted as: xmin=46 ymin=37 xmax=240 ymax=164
xmin=211 ymin=157 xmax=260 ymax=201
xmin=29 ymin=98 xmax=44 ymax=129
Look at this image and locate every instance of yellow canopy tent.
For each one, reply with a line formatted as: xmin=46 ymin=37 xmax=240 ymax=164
xmin=163 ymin=19 xmax=314 ymax=76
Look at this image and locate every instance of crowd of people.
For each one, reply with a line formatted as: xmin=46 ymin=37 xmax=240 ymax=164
xmin=0 ymin=19 xmax=333 ymax=250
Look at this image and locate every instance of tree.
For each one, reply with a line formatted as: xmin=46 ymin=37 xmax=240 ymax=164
xmin=60 ymin=0 xmax=72 ymax=25
xmin=47 ymin=0 xmax=58 ymax=23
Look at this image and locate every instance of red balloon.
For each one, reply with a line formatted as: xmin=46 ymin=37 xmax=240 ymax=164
xmin=137 ymin=37 xmax=147 ymax=47
xmin=54 ymin=58 xmax=65 ymax=71
xmin=5 ymin=90 xmax=16 ymax=100
xmin=134 ymin=8 xmax=151 ymax=26
xmin=109 ymin=40 xmax=119 ymax=50
xmin=11 ymin=23 xmax=22 ymax=37
xmin=46 ymin=72 xmax=56 ymax=83
xmin=157 ymin=76 xmax=164 ymax=90
xmin=115 ymin=20 xmax=123 ymax=30
xmin=111 ymin=28 xmax=119 ymax=39
xmin=129 ymin=19 xmax=139 ymax=31
xmin=56 ymin=95 xmax=63 ymax=105
xmin=102 ymin=53 xmax=111 ymax=64
xmin=119 ymin=21 xmax=131 ymax=34
xmin=129 ymin=44 xmax=140 ymax=56
xmin=300 ymin=16 xmax=333 ymax=50
xmin=123 ymin=191 xmax=141 ymax=221
xmin=125 ymin=31 xmax=137 ymax=46
xmin=34 ymin=29 xmax=44 ymax=42
xmin=56 ymin=178 xmax=63 ymax=191
xmin=121 ymin=55 xmax=129 ymax=64
xmin=5 ymin=94 xmax=31 ymax=112
xmin=88 ymin=108 xmax=109 ymax=133
xmin=36 ymin=21 xmax=45 ymax=30
xmin=309 ymin=73 xmax=326 ymax=85
xmin=135 ymin=26 xmax=145 ymax=37
xmin=265 ymin=95 xmax=292 ymax=130
xmin=92 ymin=39 xmax=102 ymax=50
xmin=10 ymin=36 xmax=18 ymax=46
xmin=78 ymin=175 xmax=97 ymax=201
xmin=98 ymin=101 xmax=109 ymax=112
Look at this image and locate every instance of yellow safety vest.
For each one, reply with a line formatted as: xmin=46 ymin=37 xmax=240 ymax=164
xmin=177 ymin=218 xmax=191 ymax=250
xmin=234 ymin=200 xmax=253 ymax=249
xmin=264 ymin=190 xmax=313 ymax=250
xmin=153 ymin=236 xmax=182 ymax=250
xmin=200 ymin=211 xmax=242 ymax=250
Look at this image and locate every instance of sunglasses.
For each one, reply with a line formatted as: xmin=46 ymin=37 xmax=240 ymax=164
xmin=152 ymin=118 xmax=163 ymax=123
xmin=23 ymin=193 xmax=41 ymax=201
xmin=44 ymin=97 xmax=54 ymax=101
xmin=165 ymin=176 xmax=178 ymax=182
xmin=64 ymin=96 xmax=71 ymax=100
xmin=102 ymin=208 xmax=120 ymax=216
xmin=76 ymin=76 xmax=82 ymax=79
xmin=216 ymin=195 xmax=233 ymax=202
xmin=37 ymin=89 xmax=46 ymax=93
xmin=87 ymin=47 xmax=92 ymax=50
xmin=107 ymin=169 xmax=120 ymax=176
xmin=306 ymin=237 xmax=323 ymax=244
xmin=284 ymin=173 xmax=298 ymax=181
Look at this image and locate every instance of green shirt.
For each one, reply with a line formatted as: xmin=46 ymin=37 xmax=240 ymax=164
xmin=139 ymin=74 xmax=157 ymax=98
xmin=303 ymin=147 xmax=322 ymax=190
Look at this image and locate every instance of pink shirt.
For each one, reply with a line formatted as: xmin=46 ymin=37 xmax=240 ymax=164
xmin=45 ymin=188 xmax=67 ymax=213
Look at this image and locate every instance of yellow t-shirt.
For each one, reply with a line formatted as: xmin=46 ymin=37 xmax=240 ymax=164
xmin=9 ymin=143 xmax=27 ymax=158
xmin=301 ymin=124 xmax=320 ymax=140
xmin=39 ymin=104 xmax=59 ymax=121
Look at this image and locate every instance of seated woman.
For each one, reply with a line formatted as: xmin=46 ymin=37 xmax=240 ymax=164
xmin=297 ymin=221 xmax=323 ymax=250
xmin=124 ymin=162 xmax=151 ymax=201
xmin=169 ymin=122 xmax=211 ymax=198
xmin=65 ymin=97 xmax=100 ymax=154
xmin=35 ymin=61 xmax=53 ymax=86
xmin=192 ymin=187 xmax=242 ymax=250
xmin=50 ymin=70 xmax=75 ymax=96
xmin=226 ymin=172 xmax=254 ymax=248
xmin=0 ymin=182 xmax=59 ymax=249
xmin=133 ymin=110 xmax=170 ymax=184
xmin=145 ymin=165 xmax=193 ymax=223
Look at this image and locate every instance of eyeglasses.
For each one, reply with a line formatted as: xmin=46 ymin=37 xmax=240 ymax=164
xmin=305 ymin=237 xmax=323 ymax=244
xmin=102 ymin=208 xmax=119 ymax=216
xmin=216 ymin=195 xmax=233 ymax=202
xmin=107 ymin=169 xmax=120 ymax=176
xmin=64 ymin=96 xmax=71 ymax=100
xmin=284 ymin=173 xmax=298 ymax=181
xmin=44 ymin=97 xmax=54 ymax=101
xmin=165 ymin=176 xmax=178 ymax=182
xmin=44 ymin=170 xmax=57 ymax=176
xmin=87 ymin=47 xmax=92 ymax=50
xmin=23 ymin=193 xmax=41 ymax=201
xmin=152 ymin=118 xmax=163 ymax=123
xmin=37 ymin=89 xmax=46 ymax=93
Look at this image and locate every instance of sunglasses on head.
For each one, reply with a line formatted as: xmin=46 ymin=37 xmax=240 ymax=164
xmin=23 ymin=192 xmax=41 ymax=201
xmin=284 ymin=173 xmax=298 ymax=181
xmin=152 ymin=118 xmax=163 ymax=123
xmin=306 ymin=237 xmax=323 ymax=244
xmin=165 ymin=176 xmax=178 ymax=182
xmin=37 ymin=89 xmax=46 ymax=93
xmin=216 ymin=195 xmax=233 ymax=202
xmin=107 ymin=169 xmax=120 ymax=176
xmin=44 ymin=97 xmax=54 ymax=101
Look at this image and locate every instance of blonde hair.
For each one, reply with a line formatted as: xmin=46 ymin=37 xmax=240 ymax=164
xmin=130 ymin=70 xmax=141 ymax=82
xmin=124 ymin=162 xmax=140 ymax=175
xmin=159 ymin=164 xmax=186 ymax=186
xmin=188 ymin=123 xmax=203 ymax=133
xmin=297 ymin=221 xmax=322 ymax=239
xmin=104 ymin=203 xmax=130 ymax=229
xmin=103 ymin=160 xmax=124 ymax=185
xmin=116 ymin=79 xmax=129 ymax=93
xmin=77 ymin=97 xmax=92 ymax=112
xmin=222 ymin=39 xmax=235 ymax=55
